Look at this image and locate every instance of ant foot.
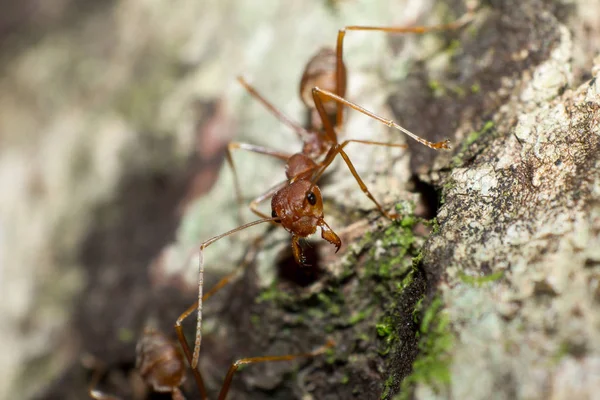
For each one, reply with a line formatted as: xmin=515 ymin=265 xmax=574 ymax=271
xmin=387 ymin=212 xmax=401 ymax=220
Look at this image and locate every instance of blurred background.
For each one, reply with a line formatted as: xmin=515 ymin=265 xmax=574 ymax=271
xmin=1 ymin=0 xmax=599 ymax=399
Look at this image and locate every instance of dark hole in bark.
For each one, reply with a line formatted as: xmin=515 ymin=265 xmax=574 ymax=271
xmin=409 ymin=175 xmax=440 ymax=219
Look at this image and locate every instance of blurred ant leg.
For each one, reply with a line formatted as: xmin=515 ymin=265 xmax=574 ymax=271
xmin=217 ymin=339 xmax=335 ymax=400
xmin=333 ymin=9 xmax=476 ymax=128
xmin=175 ymin=299 xmax=209 ymax=399
xmin=89 ymin=388 xmax=120 ymax=400
xmin=237 ymin=76 xmax=311 ymax=141
xmin=89 ymin=376 xmax=121 ymax=400
xmin=226 ymin=142 xmax=292 ymax=222
xmin=84 ymin=354 xmax=121 ymax=400
xmin=249 ymin=179 xmax=288 ymax=219
xmin=175 ymin=222 xmax=275 ymax=386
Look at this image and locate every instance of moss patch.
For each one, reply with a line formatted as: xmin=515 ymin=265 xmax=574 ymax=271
xmin=396 ymin=296 xmax=455 ymax=399
xmin=246 ymin=201 xmax=433 ymax=399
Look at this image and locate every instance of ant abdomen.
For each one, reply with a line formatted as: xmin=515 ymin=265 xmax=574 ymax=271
xmin=299 ymin=48 xmax=347 ymax=115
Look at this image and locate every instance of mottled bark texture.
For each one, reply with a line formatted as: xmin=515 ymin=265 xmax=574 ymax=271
xmin=1 ymin=0 xmax=599 ymax=400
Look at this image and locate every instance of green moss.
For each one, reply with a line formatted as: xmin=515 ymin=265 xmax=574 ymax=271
xmin=357 ymin=333 xmax=370 ymax=342
xmin=377 ymin=314 xmax=400 ymax=357
xmin=376 ymin=321 xmax=394 ymax=338
xmin=458 ymin=270 xmax=504 ymax=286
xmin=465 ymin=130 xmax=481 ymax=146
xmin=448 ymin=84 xmax=466 ymax=98
xmin=446 ymin=39 xmax=462 ymax=55
xmin=381 ymin=375 xmax=396 ymax=399
xmin=412 ymin=297 xmax=424 ymax=325
xmin=256 ymin=284 xmax=294 ymax=304
xmin=117 ymin=327 xmax=134 ymax=343
xmin=325 ymin=347 xmax=337 ymax=365
xmin=250 ymin=314 xmax=261 ymax=327
xmin=465 ymin=120 xmax=494 ymax=146
xmin=452 ymin=120 xmax=496 ymax=167
xmin=470 ymin=82 xmax=481 ymax=94
xmin=395 ymin=269 xmax=414 ymax=292
xmin=365 ymin=208 xmax=417 ymax=280
xmin=317 ymin=292 xmax=342 ymax=316
xmin=341 ymin=374 xmax=350 ymax=384
xmin=399 ymin=297 xmax=455 ymax=398
xmin=348 ymin=308 xmax=371 ymax=325
xmin=482 ymin=120 xmax=495 ymax=132
xmin=428 ymin=79 xmax=446 ymax=97
xmin=440 ymin=180 xmax=456 ymax=206
xmin=422 ymin=217 xmax=440 ymax=234
xmin=252 ymin=200 xmax=428 ymax=399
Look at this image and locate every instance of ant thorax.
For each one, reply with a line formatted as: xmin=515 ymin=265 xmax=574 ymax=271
xmin=285 ymin=153 xmax=318 ymax=180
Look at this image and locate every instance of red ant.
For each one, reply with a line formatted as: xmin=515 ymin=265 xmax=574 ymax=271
xmin=175 ymin=8 xmax=475 ymax=399
xmin=226 ymin=10 xmax=474 ymax=263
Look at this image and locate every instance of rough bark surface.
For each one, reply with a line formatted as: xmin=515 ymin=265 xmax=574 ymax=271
xmin=0 ymin=0 xmax=599 ymax=400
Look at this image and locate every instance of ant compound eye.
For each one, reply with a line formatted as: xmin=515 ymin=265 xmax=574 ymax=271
xmin=307 ymin=191 xmax=317 ymax=206
xmin=271 ymin=209 xmax=281 ymax=222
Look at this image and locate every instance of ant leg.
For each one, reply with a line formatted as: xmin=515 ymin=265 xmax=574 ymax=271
xmin=322 ymin=143 xmax=402 ymax=220
xmin=216 ymin=339 xmax=335 ymax=400
xmin=175 ymin=301 xmax=208 ymax=399
xmin=334 ymin=8 xmax=476 ymax=128
xmin=89 ymin=389 xmax=120 ymax=400
xmin=226 ymin=142 xmax=292 ymax=222
xmin=313 ymin=87 xmax=451 ymax=150
xmin=340 ymin=138 xmax=408 ymax=149
xmin=237 ymin=76 xmax=311 ymax=142
xmin=175 ymin=228 xmax=271 ymax=397
xmin=311 ymin=139 xmax=409 ymax=187
xmin=309 ymin=89 xmax=425 ymax=219
xmin=83 ymin=354 xmax=121 ymax=400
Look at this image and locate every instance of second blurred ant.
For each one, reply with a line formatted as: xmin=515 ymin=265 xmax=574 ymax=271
xmin=87 ymin=328 xmax=189 ymax=400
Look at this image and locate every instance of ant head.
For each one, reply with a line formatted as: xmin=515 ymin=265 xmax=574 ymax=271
xmin=272 ymin=180 xmax=341 ymax=257
xmin=272 ymin=180 xmax=323 ymax=238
